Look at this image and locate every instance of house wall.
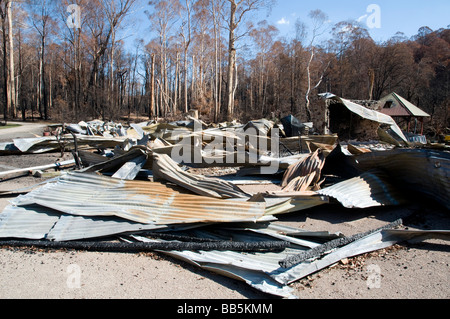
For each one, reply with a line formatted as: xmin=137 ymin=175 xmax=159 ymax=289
xmin=327 ymin=101 xmax=381 ymax=141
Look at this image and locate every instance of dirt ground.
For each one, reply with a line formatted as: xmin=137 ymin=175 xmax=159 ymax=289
xmin=0 ymin=122 xmax=449 ymax=300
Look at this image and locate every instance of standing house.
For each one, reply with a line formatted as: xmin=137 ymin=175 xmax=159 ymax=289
xmin=378 ymin=93 xmax=430 ymax=135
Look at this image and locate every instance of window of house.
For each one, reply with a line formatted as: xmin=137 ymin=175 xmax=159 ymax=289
xmin=383 ymin=101 xmax=393 ymax=109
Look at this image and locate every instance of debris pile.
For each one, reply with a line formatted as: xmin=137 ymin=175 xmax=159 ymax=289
xmin=0 ymin=95 xmax=449 ymax=299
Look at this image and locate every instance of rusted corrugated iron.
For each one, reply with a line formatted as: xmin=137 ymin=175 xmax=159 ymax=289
xmin=152 ymin=153 xmax=249 ymax=199
xmin=281 ymin=149 xmax=325 ymax=192
xmin=11 ymin=172 xmax=268 ymax=225
xmin=0 ymin=204 xmax=169 ymax=241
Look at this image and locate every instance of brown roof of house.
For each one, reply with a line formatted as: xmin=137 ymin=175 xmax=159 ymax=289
xmin=379 ymin=93 xmax=430 ymax=117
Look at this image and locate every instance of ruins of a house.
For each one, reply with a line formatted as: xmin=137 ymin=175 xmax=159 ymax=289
xmin=322 ymin=92 xmax=431 ymax=144
xmin=0 ymin=95 xmax=448 ymax=298
xmin=378 ymin=92 xmax=431 ymax=138
xmin=321 ymin=93 xmax=408 ymax=142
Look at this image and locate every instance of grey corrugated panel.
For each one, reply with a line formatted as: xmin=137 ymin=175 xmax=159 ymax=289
xmin=111 ymin=155 xmax=147 ymax=180
xmin=127 ymin=224 xmax=332 ymax=298
xmin=276 ymin=228 xmax=450 ymax=285
xmin=0 ymin=142 xmax=20 ymax=154
xmin=132 ymin=225 xmax=323 ymax=274
xmin=152 ymin=153 xmax=249 ymax=199
xmin=199 ymin=262 xmax=295 ymax=298
xmin=130 ymin=225 xmax=449 ymax=298
xmin=256 ymin=223 xmax=343 ymax=239
xmin=263 ymin=195 xmax=329 ymax=215
xmin=12 ymin=172 xmax=268 ymax=225
xmin=129 ymin=233 xmax=303 ymax=298
xmin=242 ymin=119 xmax=274 ymax=136
xmin=80 ymin=147 xmax=150 ymax=173
xmin=354 ymin=149 xmax=450 ymax=209
xmin=317 ymin=170 xmax=405 ymax=208
xmin=0 ymin=205 xmax=60 ymax=240
xmin=47 ymin=214 xmax=167 ymax=241
xmin=11 ymin=135 xmax=129 ymax=154
xmin=0 ymin=204 xmax=200 ymax=242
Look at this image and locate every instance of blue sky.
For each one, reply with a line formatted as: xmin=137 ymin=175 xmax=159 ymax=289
xmin=268 ymin=0 xmax=450 ymax=43
xmin=123 ymin=0 xmax=450 ymax=49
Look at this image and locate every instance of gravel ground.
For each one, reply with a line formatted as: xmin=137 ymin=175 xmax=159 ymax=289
xmin=0 ymin=121 xmax=49 ymax=142
xmin=0 ymin=122 xmax=449 ymax=301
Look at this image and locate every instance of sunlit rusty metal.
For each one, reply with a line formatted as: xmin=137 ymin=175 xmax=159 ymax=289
xmin=12 ymin=172 xmax=267 ymax=225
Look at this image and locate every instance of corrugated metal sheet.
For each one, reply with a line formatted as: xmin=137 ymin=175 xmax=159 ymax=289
xmin=317 ymin=170 xmax=405 ymax=208
xmin=152 ymin=153 xmax=249 ymax=199
xmin=407 ymin=134 xmax=427 ymax=144
xmin=353 ymin=149 xmax=450 ymax=209
xmin=47 ymin=214 xmax=166 ymax=241
xmin=0 ymin=204 xmax=201 ymax=241
xmin=265 ymin=195 xmax=328 ymax=215
xmin=128 ymin=226 xmax=318 ymax=298
xmin=143 ymin=224 xmax=319 ymax=279
xmin=128 ymin=223 xmax=449 ymax=298
xmin=0 ymin=205 xmax=60 ymax=239
xmin=281 ymin=149 xmax=325 ymax=192
xmin=80 ymin=146 xmax=151 ymax=172
xmin=0 ymin=135 xmax=129 ymax=154
xmin=242 ymin=119 xmax=274 ymax=136
xmin=12 ymin=172 xmax=267 ymax=225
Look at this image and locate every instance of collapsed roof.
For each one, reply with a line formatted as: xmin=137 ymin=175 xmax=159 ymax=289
xmin=320 ymin=93 xmax=408 ymax=142
xmin=0 ymin=112 xmax=448 ymax=298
